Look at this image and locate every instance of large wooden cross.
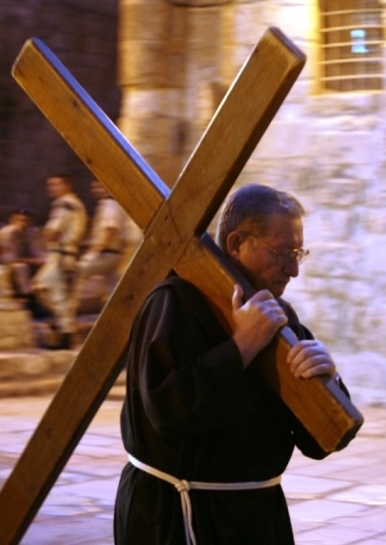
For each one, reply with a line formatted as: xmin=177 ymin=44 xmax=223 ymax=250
xmin=0 ymin=28 xmax=363 ymax=545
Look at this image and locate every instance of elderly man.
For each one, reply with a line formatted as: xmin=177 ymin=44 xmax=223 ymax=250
xmin=114 ymin=183 xmax=351 ymax=545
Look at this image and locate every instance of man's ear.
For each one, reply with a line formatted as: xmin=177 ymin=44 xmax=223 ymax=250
xmin=226 ymin=231 xmax=243 ymax=260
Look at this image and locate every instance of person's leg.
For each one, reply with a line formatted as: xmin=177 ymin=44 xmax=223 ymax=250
xmin=32 ymin=254 xmax=75 ymax=348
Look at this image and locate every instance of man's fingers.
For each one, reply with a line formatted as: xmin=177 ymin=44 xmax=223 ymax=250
xmin=250 ymin=289 xmax=274 ymax=302
xmin=300 ymin=362 xmax=335 ymax=379
xmin=232 ymin=284 xmax=244 ymax=311
xmin=287 ymin=339 xmax=321 ymax=363
xmin=287 ymin=340 xmax=336 ymax=378
xmin=233 ymin=288 xmax=274 ymax=311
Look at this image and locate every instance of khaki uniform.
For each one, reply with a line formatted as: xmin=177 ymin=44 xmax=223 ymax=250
xmin=0 ymin=223 xmax=43 ymax=296
xmin=33 ymin=193 xmax=87 ymax=334
xmin=76 ymin=196 xmax=128 ymax=300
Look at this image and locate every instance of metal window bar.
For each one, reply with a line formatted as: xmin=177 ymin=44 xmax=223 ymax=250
xmin=321 ymin=58 xmax=383 ymax=66
xmin=320 ymin=9 xmax=381 ymax=16
xmin=321 ymin=24 xmax=384 ymax=33
xmin=319 ymin=8 xmax=382 ymax=16
xmin=319 ymin=0 xmax=384 ymax=92
xmin=321 ymin=40 xmax=383 ymax=48
xmin=320 ymin=74 xmax=384 ymax=81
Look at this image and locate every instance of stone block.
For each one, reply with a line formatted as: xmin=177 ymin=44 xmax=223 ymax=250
xmin=254 ymin=119 xmax=310 ymax=160
xmin=354 ymin=301 xmax=386 ymax=354
xmin=121 ymin=89 xmax=186 ymax=119
xmin=336 ymin=351 xmax=386 ymax=407
xmin=304 ymin=209 xmax=356 ymax=243
xmin=306 ymin=178 xmax=364 ymax=209
xmin=234 ymin=4 xmax=272 ymax=45
xmin=305 ymin=242 xmax=363 ymax=280
xmin=119 ymin=40 xmax=171 ymax=86
xmin=119 ymin=0 xmax=170 ymax=42
xmin=0 ymin=352 xmax=50 ymax=380
xmin=364 ymin=210 xmax=386 ymax=235
xmin=0 ymin=309 xmax=36 ymax=350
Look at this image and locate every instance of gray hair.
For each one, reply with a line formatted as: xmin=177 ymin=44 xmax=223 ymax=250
xmin=215 ymin=183 xmax=305 ymax=253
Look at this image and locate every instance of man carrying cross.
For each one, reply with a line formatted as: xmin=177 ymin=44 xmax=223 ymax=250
xmin=114 ymin=183 xmax=350 ymax=545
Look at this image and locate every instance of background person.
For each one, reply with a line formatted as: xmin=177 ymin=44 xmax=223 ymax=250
xmin=75 ymin=179 xmax=129 ymax=306
xmin=0 ymin=208 xmax=44 ymax=299
xmin=32 ymin=173 xmax=87 ymax=349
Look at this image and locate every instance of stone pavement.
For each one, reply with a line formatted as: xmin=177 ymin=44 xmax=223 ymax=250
xmin=1 ymin=396 xmax=386 ymax=545
xmin=0 ymin=313 xmax=126 ymax=399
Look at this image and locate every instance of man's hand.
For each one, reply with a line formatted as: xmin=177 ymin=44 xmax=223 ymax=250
xmin=232 ymin=285 xmax=288 ymax=368
xmin=287 ymin=339 xmax=336 ymax=379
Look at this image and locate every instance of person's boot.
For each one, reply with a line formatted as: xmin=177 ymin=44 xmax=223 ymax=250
xmin=55 ymin=332 xmax=73 ymax=350
xmin=46 ymin=327 xmax=73 ymax=350
xmin=25 ymin=293 xmax=53 ymax=319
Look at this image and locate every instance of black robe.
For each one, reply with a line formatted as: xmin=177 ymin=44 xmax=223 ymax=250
xmin=114 ymin=275 xmax=344 ymax=545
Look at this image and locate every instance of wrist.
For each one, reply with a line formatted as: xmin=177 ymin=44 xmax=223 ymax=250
xmin=232 ymin=335 xmax=261 ymax=369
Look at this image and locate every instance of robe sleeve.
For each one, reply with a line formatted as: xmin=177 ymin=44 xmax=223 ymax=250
xmin=129 ymin=282 xmax=251 ymax=438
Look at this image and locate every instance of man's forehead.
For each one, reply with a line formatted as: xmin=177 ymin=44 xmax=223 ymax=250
xmin=247 ymin=213 xmax=303 ymax=237
xmin=245 ymin=210 xmax=300 ymax=226
xmin=264 ymin=214 xmax=303 ymax=241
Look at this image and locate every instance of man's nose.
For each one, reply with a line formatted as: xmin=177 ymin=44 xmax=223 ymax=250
xmin=283 ymin=258 xmax=299 ymax=277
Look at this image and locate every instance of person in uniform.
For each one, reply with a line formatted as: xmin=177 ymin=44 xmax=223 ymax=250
xmin=32 ymin=173 xmax=87 ymax=349
xmin=0 ymin=208 xmax=44 ymax=299
xmin=114 ymin=183 xmax=353 ymax=545
xmin=75 ymin=179 xmax=129 ymax=306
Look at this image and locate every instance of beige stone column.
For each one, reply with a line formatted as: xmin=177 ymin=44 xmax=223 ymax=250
xmin=118 ymin=0 xmax=235 ymax=186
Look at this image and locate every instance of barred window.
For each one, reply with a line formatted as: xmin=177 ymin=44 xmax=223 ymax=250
xmin=319 ymin=0 xmax=384 ymax=92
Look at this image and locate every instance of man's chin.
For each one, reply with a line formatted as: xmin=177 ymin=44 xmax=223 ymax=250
xmin=272 ymin=283 xmax=287 ymax=298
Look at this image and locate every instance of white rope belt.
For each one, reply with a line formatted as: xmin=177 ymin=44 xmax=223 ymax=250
xmin=128 ymin=453 xmax=281 ymax=545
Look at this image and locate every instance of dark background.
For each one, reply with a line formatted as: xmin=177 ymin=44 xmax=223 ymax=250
xmin=0 ymin=0 xmax=120 ymax=225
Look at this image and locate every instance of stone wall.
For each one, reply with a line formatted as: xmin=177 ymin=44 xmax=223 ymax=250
xmin=117 ymin=0 xmax=386 ymax=404
xmin=230 ymin=0 xmax=386 ymax=403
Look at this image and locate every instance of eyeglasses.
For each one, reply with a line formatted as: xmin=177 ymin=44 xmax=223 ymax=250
xmin=238 ymin=231 xmax=310 ymax=267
